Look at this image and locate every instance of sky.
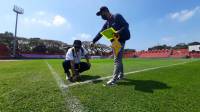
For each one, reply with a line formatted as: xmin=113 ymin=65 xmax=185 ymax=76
xmin=0 ymin=0 xmax=200 ymax=50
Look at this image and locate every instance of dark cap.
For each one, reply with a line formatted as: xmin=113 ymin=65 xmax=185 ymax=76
xmin=96 ymin=6 xmax=109 ymax=16
xmin=73 ymin=40 xmax=82 ymax=47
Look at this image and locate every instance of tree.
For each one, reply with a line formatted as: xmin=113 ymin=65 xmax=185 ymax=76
xmin=4 ymin=31 xmax=14 ymax=37
xmin=124 ymin=49 xmax=136 ymax=52
xmin=173 ymin=43 xmax=188 ymax=49
xmin=188 ymin=42 xmax=200 ymax=46
xmin=148 ymin=44 xmax=172 ymax=50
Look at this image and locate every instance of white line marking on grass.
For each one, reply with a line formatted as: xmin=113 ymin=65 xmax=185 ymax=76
xmin=45 ymin=61 xmax=87 ymax=112
xmin=124 ymin=61 xmax=189 ymax=75
xmin=46 ymin=61 xmax=65 ymax=89
xmin=64 ymin=61 xmax=191 ymax=88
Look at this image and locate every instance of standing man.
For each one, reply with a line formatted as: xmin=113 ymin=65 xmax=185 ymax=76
xmin=62 ymin=40 xmax=91 ymax=82
xmin=92 ymin=6 xmax=130 ymax=86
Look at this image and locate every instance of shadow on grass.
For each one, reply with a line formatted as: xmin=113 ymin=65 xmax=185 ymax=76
xmin=118 ymin=78 xmax=171 ymax=93
xmin=78 ymin=75 xmax=102 ymax=83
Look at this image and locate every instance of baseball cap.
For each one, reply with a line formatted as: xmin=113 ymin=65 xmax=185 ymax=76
xmin=96 ymin=6 xmax=109 ymax=16
xmin=73 ymin=40 xmax=82 ymax=47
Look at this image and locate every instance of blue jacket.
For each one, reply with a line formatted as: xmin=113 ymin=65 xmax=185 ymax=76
xmin=93 ymin=13 xmax=130 ymax=43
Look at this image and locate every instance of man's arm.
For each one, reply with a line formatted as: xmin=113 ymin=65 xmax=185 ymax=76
xmin=83 ymin=47 xmax=91 ymax=66
xmin=85 ymin=54 xmax=90 ymax=64
xmin=70 ymin=60 xmax=77 ymax=76
xmin=92 ymin=22 xmax=107 ymax=44
xmin=115 ymin=14 xmax=129 ymax=35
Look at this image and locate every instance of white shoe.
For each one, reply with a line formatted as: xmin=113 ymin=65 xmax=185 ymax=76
xmin=66 ymin=73 xmax=71 ymax=81
xmin=117 ymin=75 xmax=124 ymax=80
xmin=103 ymin=80 xmax=116 ymax=86
xmin=66 ymin=75 xmax=69 ymax=80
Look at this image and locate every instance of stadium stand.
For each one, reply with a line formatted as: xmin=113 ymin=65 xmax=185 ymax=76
xmin=0 ymin=44 xmax=10 ymax=59
xmin=189 ymin=52 xmax=200 ymax=58
xmin=170 ymin=49 xmax=189 ymax=58
xmin=123 ymin=48 xmax=200 ymax=58
xmin=138 ymin=49 xmax=171 ymax=58
xmin=123 ymin=51 xmax=136 ymax=58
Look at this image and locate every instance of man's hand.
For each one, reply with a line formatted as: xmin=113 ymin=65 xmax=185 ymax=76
xmin=73 ymin=69 xmax=79 ymax=76
xmin=110 ymin=39 xmax=114 ymax=42
xmin=110 ymin=32 xmax=120 ymax=43
xmin=90 ymin=41 xmax=95 ymax=47
xmin=88 ymin=62 xmax=91 ymax=67
xmin=113 ymin=32 xmax=120 ymax=38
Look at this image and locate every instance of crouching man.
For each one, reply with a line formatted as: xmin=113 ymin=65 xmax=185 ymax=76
xmin=62 ymin=40 xmax=91 ymax=82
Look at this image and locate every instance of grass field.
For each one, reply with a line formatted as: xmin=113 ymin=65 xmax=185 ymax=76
xmin=0 ymin=58 xmax=200 ymax=112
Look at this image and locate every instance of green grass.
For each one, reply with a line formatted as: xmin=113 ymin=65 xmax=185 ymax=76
xmin=0 ymin=60 xmax=69 ymax=112
xmin=0 ymin=58 xmax=200 ymax=112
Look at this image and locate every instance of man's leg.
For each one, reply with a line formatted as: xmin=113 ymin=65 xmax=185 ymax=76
xmin=108 ymin=42 xmax=125 ymax=84
xmin=118 ymin=43 xmax=125 ymax=79
xmin=78 ymin=62 xmax=91 ymax=73
xmin=62 ymin=60 xmax=73 ymax=81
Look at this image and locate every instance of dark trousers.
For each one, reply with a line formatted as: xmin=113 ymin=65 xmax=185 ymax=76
xmin=62 ymin=60 xmax=90 ymax=74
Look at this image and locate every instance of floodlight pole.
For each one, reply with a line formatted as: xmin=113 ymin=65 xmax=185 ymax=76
xmin=13 ymin=5 xmax=24 ymax=58
xmin=13 ymin=13 xmax=18 ymax=57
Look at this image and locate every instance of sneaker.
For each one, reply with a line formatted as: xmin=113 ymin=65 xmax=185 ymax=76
xmin=65 ymin=72 xmax=71 ymax=79
xmin=117 ymin=75 xmax=124 ymax=80
xmin=65 ymin=73 xmax=74 ymax=82
xmin=68 ymin=77 xmax=75 ymax=82
xmin=76 ymin=75 xmax=81 ymax=81
xmin=73 ymin=71 xmax=80 ymax=82
xmin=103 ymin=80 xmax=116 ymax=86
xmin=66 ymin=75 xmax=69 ymax=80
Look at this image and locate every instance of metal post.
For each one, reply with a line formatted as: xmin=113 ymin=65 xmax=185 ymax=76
xmin=13 ymin=13 xmax=18 ymax=57
xmin=13 ymin=5 xmax=24 ymax=58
